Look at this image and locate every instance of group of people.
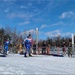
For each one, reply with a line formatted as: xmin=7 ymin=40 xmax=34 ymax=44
xmin=0 ymin=34 xmax=74 ymax=57
xmin=62 ymin=43 xmax=73 ymax=57
xmin=0 ymin=34 xmax=33 ymax=57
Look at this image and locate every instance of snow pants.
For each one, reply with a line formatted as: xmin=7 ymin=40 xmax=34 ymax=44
xmin=24 ymin=44 xmax=31 ymax=56
xmin=4 ymin=46 xmax=8 ymax=54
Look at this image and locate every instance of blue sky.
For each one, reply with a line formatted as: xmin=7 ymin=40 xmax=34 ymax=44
xmin=0 ymin=0 xmax=75 ymax=40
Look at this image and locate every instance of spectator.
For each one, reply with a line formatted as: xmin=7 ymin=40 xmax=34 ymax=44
xmin=42 ymin=41 xmax=46 ymax=54
xmin=0 ymin=45 xmax=2 ymax=53
xmin=68 ymin=43 xmax=73 ymax=57
xmin=33 ymin=42 xmax=36 ymax=54
xmin=47 ymin=44 xmax=50 ymax=54
xmin=62 ymin=45 xmax=66 ymax=56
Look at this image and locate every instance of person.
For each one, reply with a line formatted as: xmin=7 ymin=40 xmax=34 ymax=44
xmin=24 ymin=35 xmax=32 ymax=57
xmin=62 ymin=45 xmax=66 ymax=56
xmin=33 ymin=42 xmax=36 ymax=54
xmin=0 ymin=45 xmax=2 ymax=53
xmin=42 ymin=41 xmax=46 ymax=54
xmin=47 ymin=44 xmax=50 ymax=54
xmin=4 ymin=39 xmax=10 ymax=55
xmin=68 ymin=43 xmax=73 ymax=57
xmin=19 ymin=44 xmax=23 ymax=54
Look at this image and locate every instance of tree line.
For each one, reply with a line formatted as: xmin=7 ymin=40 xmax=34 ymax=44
xmin=0 ymin=27 xmax=75 ymax=47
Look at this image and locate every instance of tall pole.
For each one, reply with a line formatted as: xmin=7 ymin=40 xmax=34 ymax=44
xmin=36 ymin=28 xmax=38 ymax=54
xmin=72 ymin=34 xmax=74 ymax=54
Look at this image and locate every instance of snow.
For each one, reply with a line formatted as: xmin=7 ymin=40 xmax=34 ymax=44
xmin=0 ymin=54 xmax=75 ymax=75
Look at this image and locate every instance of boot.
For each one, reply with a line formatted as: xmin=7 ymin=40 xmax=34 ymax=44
xmin=29 ymin=53 xmax=32 ymax=57
xmin=24 ymin=53 xmax=27 ymax=57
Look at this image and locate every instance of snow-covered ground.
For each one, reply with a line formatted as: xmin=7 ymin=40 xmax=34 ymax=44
xmin=0 ymin=54 xmax=75 ymax=75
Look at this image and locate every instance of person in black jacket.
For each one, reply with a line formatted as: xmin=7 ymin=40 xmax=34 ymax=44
xmin=33 ymin=42 xmax=36 ymax=54
xmin=42 ymin=41 xmax=46 ymax=54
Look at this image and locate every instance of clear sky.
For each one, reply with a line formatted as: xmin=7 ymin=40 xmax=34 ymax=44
xmin=0 ymin=0 xmax=75 ymax=40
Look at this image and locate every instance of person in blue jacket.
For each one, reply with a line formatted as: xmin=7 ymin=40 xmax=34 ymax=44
xmin=24 ymin=36 xmax=32 ymax=57
xmin=4 ymin=39 xmax=10 ymax=55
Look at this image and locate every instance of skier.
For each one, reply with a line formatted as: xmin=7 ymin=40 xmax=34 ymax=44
xmin=24 ymin=35 xmax=32 ymax=57
xmin=4 ymin=39 xmax=10 ymax=55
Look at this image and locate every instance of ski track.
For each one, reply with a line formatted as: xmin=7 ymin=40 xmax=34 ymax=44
xmin=0 ymin=54 xmax=75 ymax=74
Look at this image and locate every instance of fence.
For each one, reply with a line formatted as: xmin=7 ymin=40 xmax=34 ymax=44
xmin=32 ymin=46 xmax=75 ymax=56
xmin=0 ymin=45 xmax=75 ymax=57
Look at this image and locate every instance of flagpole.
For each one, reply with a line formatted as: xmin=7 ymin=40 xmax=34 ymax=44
xmin=36 ymin=28 xmax=38 ymax=54
xmin=72 ymin=34 xmax=74 ymax=55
